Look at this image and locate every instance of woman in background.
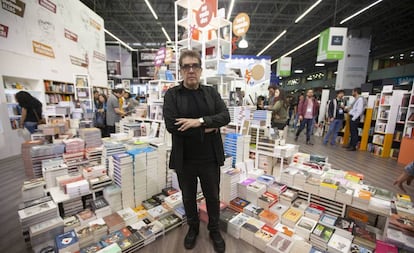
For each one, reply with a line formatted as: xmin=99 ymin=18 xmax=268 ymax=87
xmin=268 ymin=88 xmax=288 ymax=130
xmin=123 ymin=90 xmax=139 ymax=115
xmin=15 ymin=91 xmax=43 ymax=134
xmin=96 ymin=94 xmax=108 ymax=137
xmin=256 ymin=96 xmax=265 ymax=110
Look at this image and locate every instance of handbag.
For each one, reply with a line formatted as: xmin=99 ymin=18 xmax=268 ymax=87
xmin=33 ymin=109 xmax=46 ymax=125
xmin=95 ymin=111 xmax=106 ymax=128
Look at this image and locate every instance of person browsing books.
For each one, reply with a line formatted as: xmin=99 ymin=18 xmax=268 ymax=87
xmin=15 ymin=91 xmax=43 ymax=134
xmin=394 ymin=161 xmax=414 ymax=193
xmin=163 ymin=50 xmax=230 ymax=253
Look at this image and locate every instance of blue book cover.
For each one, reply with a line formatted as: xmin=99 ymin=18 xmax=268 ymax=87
xmin=55 ymin=230 xmax=78 ymax=250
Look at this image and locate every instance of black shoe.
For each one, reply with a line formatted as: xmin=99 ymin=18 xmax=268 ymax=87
xmin=294 ymin=136 xmax=298 ymax=142
xmin=346 ymin=147 xmax=357 ymax=151
xmin=184 ymin=226 xmax=199 ymax=249
xmin=343 ymin=145 xmax=350 ymax=149
xmin=210 ymin=231 xmax=225 ymax=253
xmin=306 ymin=141 xmax=314 ymax=145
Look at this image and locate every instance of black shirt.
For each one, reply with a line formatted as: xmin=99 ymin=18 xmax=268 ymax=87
xmin=20 ymin=102 xmax=42 ymax=123
xmin=180 ymin=87 xmax=216 ymax=164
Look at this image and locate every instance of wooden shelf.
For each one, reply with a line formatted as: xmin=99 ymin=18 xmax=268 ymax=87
xmin=372 ymin=142 xmax=384 ymax=146
xmin=45 ymin=91 xmax=75 ymax=95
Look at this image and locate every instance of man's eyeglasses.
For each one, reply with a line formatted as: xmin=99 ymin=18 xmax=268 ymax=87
xmin=180 ymin=63 xmax=201 ymax=72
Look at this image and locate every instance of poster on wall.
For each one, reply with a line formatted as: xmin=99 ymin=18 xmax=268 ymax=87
xmin=0 ymin=0 xmax=107 ymax=85
xmin=225 ymin=55 xmax=271 ymax=86
xmin=74 ymin=74 xmax=92 ymax=110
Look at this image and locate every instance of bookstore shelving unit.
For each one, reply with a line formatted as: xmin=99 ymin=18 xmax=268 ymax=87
xmin=44 ymin=80 xmax=75 ymax=105
xmin=74 ymin=75 xmax=92 ymax=111
xmin=398 ymin=88 xmax=414 ymax=165
xmin=371 ymin=86 xmax=405 ymax=158
xmin=147 ymin=80 xmax=177 ymax=103
xmin=92 ymin=86 xmax=110 ymax=97
xmin=390 ymin=91 xmax=411 ymax=159
xmin=360 ymin=95 xmax=377 ymax=151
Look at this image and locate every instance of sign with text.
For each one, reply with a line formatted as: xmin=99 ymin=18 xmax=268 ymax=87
xmin=164 ymin=47 xmax=173 ymax=65
xmin=2 ymin=0 xmax=25 ymax=17
xmin=64 ymin=28 xmax=78 ymax=42
xmin=32 ymin=40 xmax=55 ymax=58
xmin=38 ymin=0 xmax=56 ymax=14
xmin=232 ymin=13 xmax=250 ymax=37
xmin=195 ymin=0 xmax=217 ymax=28
xmin=276 ymin=57 xmax=291 ymax=77
xmin=154 ymin=47 xmax=166 ymax=67
xmin=317 ymin=27 xmax=347 ymax=62
xmin=0 ymin=23 xmax=8 ymax=38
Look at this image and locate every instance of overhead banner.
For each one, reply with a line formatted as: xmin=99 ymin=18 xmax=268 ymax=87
xmin=232 ymin=13 xmax=250 ymax=37
xmin=317 ymin=27 xmax=347 ymax=62
xmin=276 ymin=57 xmax=291 ymax=77
xmin=193 ymin=0 xmax=217 ymax=29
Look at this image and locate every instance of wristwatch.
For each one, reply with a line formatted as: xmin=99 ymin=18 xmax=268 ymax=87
xmin=198 ymin=117 xmax=205 ymax=125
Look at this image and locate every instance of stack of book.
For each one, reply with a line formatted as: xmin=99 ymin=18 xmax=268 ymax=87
xmin=55 ymin=230 xmax=79 ymax=253
xmin=290 ymin=240 xmax=313 ymax=253
xmin=246 ymin=182 xmax=266 ymax=205
xmin=134 ymin=219 xmax=164 ymax=245
xmin=280 ymin=167 xmax=298 ymax=186
xmin=158 ymin=213 xmax=183 ymax=233
xmin=85 ymin=146 xmax=103 ymax=164
xmin=129 ymin=149 xmax=148 ymax=206
xmin=82 ymin=165 xmax=107 ymax=180
xmin=103 ymin=184 xmax=122 ymax=212
xmin=291 ymin=199 xmax=309 ymax=212
xmin=219 ymin=207 xmax=239 ymax=233
xmin=77 ymin=209 xmax=96 ymax=226
xmin=103 ymin=212 xmax=126 ymax=233
xmin=74 ymin=225 xmax=93 ymax=248
xmin=62 ymin=197 xmax=83 ymax=217
xmin=121 ymin=226 xmax=145 ymax=253
xmin=63 ymin=216 xmax=80 ymax=232
xmin=310 ymin=223 xmax=335 ymax=251
xmin=281 ymin=208 xmax=303 ymax=228
xmin=253 ymin=224 xmax=277 ymax=252
xmin=265 ymin=232 xmax=294 ymax=253
xmin=303 ymin=177 xmax=321 ymax=195
xmin=152 ymin=192 xmax=167 ymax=203
xmin=257 ymin=174 xmax=275 ymax=186
xmin=101 ymin=142 xmax=126 ymax=169
xmin=396 ymin=193 xmax=412 ymax=209
xmin=279 ymin=189 xmax=297 ymax=206
xmin=22 ymin=140 xmax=44 ymax=178
xmin=98 ymin=243 xmax=122 ymax=253
xmin=118 ymin=207 xmax=139 ymax=226
xmin=220 ymin=168 xmax=241 ymax=204
xmin=319 ymin=213 xmax=338 ymax=228
xmin=173 ymin=205 xmax=186 ymax=222
xmin=111 ymin=153 xmax=134 ymax=208
xmin=319 ymin=179 xmax=339 ymax=200
xmin=223 ymin=133 xmax=244 ymax=167
xmin=228 ymin=213 xmax=250 ymax=239
xmin=267 ymin=181 xmax=287 ymax=195
xmin=42 ymin=158 xmax=68 ymax=189
xmin=147 ymin=205 xmax=171 ymax=221
xmin=240 ymin=217 xmax=265 ymax=246
xmin=295 ymin=216 xmax=317 ymax=240
xmin=31 ymin=144 xmax=65 ymax=178
xmin=88 ymin=218 xmax=107 ymax=243
xmin=142 ymin=198 xmax=161 ymax=210
xmin=145 ymin=149 xmax=159 ymax=198
xmin=335 ymin=186 xmax=354 ymax=205
xmin=66 ymin=179 xmax=90 ymax=198
xmin=21 ymin=178 xmax=46 ymax=202
xmin=62 ymin=138 xmax=85 ymax=163
xmin=257 ymin=191 xmax=278 ymax=210
xmin=92 ymin=197 xmax=112 ymax=218
xmin=327 ymin=233 xmax=352 ymax=253
xmin=89 ymin=175 xmax=112 ymax=191
xmin=293 ymin=170 xmax=310 ymax=189
xmin=353 ymin=189 xmax=371 ymax=209
xmin=162 ymin=187 xmax=179 ymax=196
xmin=238 ymin=178 xmax=256 ymax=199
xmin=79 ymin=128 xmax=103 ymax=148
xmin=304 ymin=203 xmax=325 ymax=221
xmin=244 ymin=203 xmax=264 ymax=219
xmin=164 ymin=192 xmax=182 ymax=209
xmin=368 ymin=197 xmax=391 ymax=216
xmin=100 ymin=227 xmax=132 ymax=250
xmin=270 ymin=203 xmax=289 ymax=218
xmin=56 ymin=173 xmax=83 ymax=191
xmin=352 ymin=223 xmax=376 ymax=251
xmin=29 ymin=217 xmax=64 ymax=251
xmin=259 ymin=210 xmax=279 ymax=227
xmin=333 ymin=217 xmax=355 ymax=240
xmin=229 ymin=197 xmax=250 ymax=213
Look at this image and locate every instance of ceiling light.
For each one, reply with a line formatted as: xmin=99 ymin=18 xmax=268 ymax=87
xmin=400 ymin=57 xmax=404 ymax=60
xmin=340 ymin=0 xmax=383 ymax=24
xmin=271 ymin=34 xmax=320 ymax=64
xmin=334 ymin=71 xmax=337 ymax=74
xmin=161 ymin=27 xmax=172 ymax=42
xmin=238 ymin=37 xmax=248 ymax=48
xmin=400 ymin=53 xmax=404 ymax=56
xmin=410 ymin=54 xmax=414 ymax=57
xmin=279 ymin=76 xmax=283 ymax=79
xmin=307 ymin=77 xmax=313 ymax=80
xmin=294 ymin=69 xmax=304 ymax=74
xmin=257 ymin=30 xmax=287 ymax=56
xmin=390 ymin=56 xmax=395 ymax=59
xmin=227 ymin=0 xmax=235 ymax=20
xmin=315 ymin=63 xmax=325 ymax=67
xmin=145 ymin=0 xmax=158 ymax=20
xmin=104 ymin=29 xmax=136 ymax=51
xmin=295 ymin=0 xmax=323 ymax=23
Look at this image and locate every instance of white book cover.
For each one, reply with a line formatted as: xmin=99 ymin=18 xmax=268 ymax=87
xmin=328 ymin=233 xmax=351 ymax=253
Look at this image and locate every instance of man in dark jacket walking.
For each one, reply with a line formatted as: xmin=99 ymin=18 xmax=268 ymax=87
xmin=323 ymin=90 xmax=345 ymax=145
xmin=295 ymin=89 xmax=320 ymax=145
xmin=163 ymin=50 xmax=230 ymax=253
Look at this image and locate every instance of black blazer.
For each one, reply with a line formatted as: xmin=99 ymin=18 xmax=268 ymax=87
xmin=163 ymin=82 xmax=230 ymax=172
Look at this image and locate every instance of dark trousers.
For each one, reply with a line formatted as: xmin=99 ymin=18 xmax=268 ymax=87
xmin=177 ymin=162 xmax=220 ymax=232
xmin=106 ymin=125 xmax=115 ymax=135
xmin=349 ymin=118 xmax=360 ymax=148
xmin=296 ymin=118 xmax=313 ymax=141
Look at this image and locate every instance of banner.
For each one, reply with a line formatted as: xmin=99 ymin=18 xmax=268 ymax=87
xmin=276 ymin=57 xmax=291 ymax=77
xmin=317 ymin=27 xmax=347 ymax=62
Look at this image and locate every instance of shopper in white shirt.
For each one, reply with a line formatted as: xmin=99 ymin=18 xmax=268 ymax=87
xmin=346 ymin=87 xmax=365 ymax=151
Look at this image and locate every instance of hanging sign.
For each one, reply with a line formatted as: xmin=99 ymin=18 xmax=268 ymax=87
xmin=164 ymin=47 xmax=173 ymax=65
xmin=195 ymin=0 xmax=217 ymax=28
xmin=317 ymin=27 xmax=348 ymax=62
xmin=276 ymin=57 xmax=291 ymax=77
xmin=232 ymin=13 xmax=250 ymax=37
xmin=154 ymin=47 xmax=166 ymax=67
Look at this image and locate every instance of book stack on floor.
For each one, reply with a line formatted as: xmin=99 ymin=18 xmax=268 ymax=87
xmin=281 ymin=207 xmax=303 ymax=228
xmin=254 ymin=224 xmax=277 ymax=251
xmin=240 ymin=217 xmax=265 ymax=246
xmin=74 ymin=225 xmax=94 ymax=248
xmin=145 ymin=148 xmax=159 ymax=198
xmin=55 ymin=230 xmax=79 ymax=253
xmin=259 ymin=210 xmax=279 ymax=227
xmin=220 ymin=168 xmax=241 ymax=204
xmin=164 ymin=191 xmax=182 ymax=209
xmin=333 ymin=217 xmax=355 ymax=240
xmin=293 ymin=170 xmax=310 ymax=190
xmin=85 ymin=146 xmax=103 ymax=164
xmin=21 ymin=178 xmax=46 ymax=202
xmin=310 ymin=223 xmax=335 ymax=251
xmin=238 ymin=178 xmax=256 ymax=199
xmin=117 ymin=207 xmax=139 ymax=226
xmin=128 ymin=148 xmax=149 ymax=206
xmin=229 ymin=197 xmax=250 ymax=213
xmin=173 ymin=205 xmax=186 ymax=223
xmin=244 ymin=203 xmax=264 ymax=219
xmin=18 ymin=200 xmax=59 ymax=245
xmin=89 ymin=175 xmax=112 ymax=191
xmin=281 ymin=167 xmax=299 ymax=186
xmin=228 ymin=212 xmax=250 ymax=239
xmin=79 ymin=128 xmax=102 ymax=148
xmin=103 ymin=212 xmax=126 ymax=234
xmin=42 ymin=158 xmax=68 ymax=189
xmin=110 ymin=153 xmax=134 ymax=208
xmin=147 ymin=204 xmax=171 ymax=221
xmin=29 ymin=216 xmax=64 ymax=252
xmin=257 ymin=174 xmax=275 ymax=187
xmin=353 ymin=188 xmax=372 ymax=210
xmin=327 ymin=232 xmax=352 ymax=253
xmin=257 ymin=191 xmax=278 ymax=210
xmin=152 ymin=192 xmax=167 ymax=204
xmin=134 ymin=218 xmax=164 ymax=245
xmin=295 ymin=216 xmax=317 ymax=240
xmin=31 ymin=144 xmax=65 ymax=178
xmin=91 ymin=198 xmax=112 ymax=218
xmin=265 ymin=232 xmax=294 ymax=253
xmin=142 ymin=197 xmax=161 ymax=210
xmin=291 ymin=199 xmax=309 ymax=212
xmin=62 ymin=138 xmax=85 ymax=164
xmin=103 ymin=184 xmax=122 ymax=212
xmin=89 ymin=218 xmax=108 ymax=243
xmin=319 ymin=213 xmax=338 ymax=228
xmin=224 ymin=133 xmax=244 ymax=167
xmin=158 ymin=213 xmax=183 ymax=233
xmin=219 ymin=207 xmax=239 ymax=233
xmin=62 ymin=197 xmax=83 ymax=217
xmin=246 ymin=181 xmax=267 ymax=205
xmin=279 ymin=189 xmax=297 ymax=206
xmin=82 ymin=164 xmax=107 ymax=180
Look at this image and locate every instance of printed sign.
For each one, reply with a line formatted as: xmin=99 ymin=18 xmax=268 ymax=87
xmin=2 ymin=0 xmax=26 ymax=17
xmin=70 ymin=55 xmax=88 ymax=68
xmin=89 ymin=18 xmax=101 ymax=31
xmin=93 ymin=50 xmax=105 ymax=61
xmin=276 ymin=57 xmax=292 ymax=77
xmin=195 ymin=0 xmax=217 ymax=28
xmin=39 ymin=0 xmax=56 ymax=14
xmin=32 ymin=40 xmax=55 ymax=58
xmin=64 ymin=28 xmax=78 ymax=42
xmin=154 ymin=47 xmax=166 ymax=67
xmin=164 ymin=47 xmax=173 ymax=65
xmin=232 ymin=13 xmax=250 ymax=37
xmin=317 ymin=27 xmax=347 ymax=62
xmin=0 ymin=24 xmax=8 ymax=38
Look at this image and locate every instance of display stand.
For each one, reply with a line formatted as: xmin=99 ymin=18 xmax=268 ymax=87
xmin=359 ymin=95 xmax=376 ymax=151
xmin=398 ymin=88 xmax=414 ymax=165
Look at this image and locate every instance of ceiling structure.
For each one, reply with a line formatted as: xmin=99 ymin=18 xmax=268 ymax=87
xmin=80 ymin=0 xmax=414 ymax=77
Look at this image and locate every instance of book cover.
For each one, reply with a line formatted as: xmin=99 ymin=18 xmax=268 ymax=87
xmin=162 ymin=187 xmax=179 ymax=196
xmin=312 ymin=223 xmax=335 ymax=242
xmin=320 ymin=213 xmax=338 ymax=226
xmin=158 ymin=214 xmax=182 ymax=230
xmin=334 ymin=217 xmax=355 ymax=233
xmin=56 ymin=230 xmax=79 ymax=250
xmin=142 ymin=198 xmax=161 ymax=210
xmin=80 ymin=242 xmax=103 ymax=253
xmin=352 ymin=224 xmax=376 ymax=243
xmin=282 ymin=208 xmax=302 ymax=223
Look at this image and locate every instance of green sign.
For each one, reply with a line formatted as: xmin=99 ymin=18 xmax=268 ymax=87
xmin=277 ymin=57 xmax=291 ymax=77
xmin=317 ymin=27 xmax=347 ymax=62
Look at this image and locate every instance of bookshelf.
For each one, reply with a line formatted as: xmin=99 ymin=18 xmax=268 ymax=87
xmin=147 ymin=80 xmax=177 ymax=103
xmin=360 ymin=95 xmax=377 ymax=151
xmin=398 ymin=88 xmax=414 ymax=165
xmin=74 ymin=75 xmax=92 ymax=111
xmin=92 ymin=86 xmax=110 ymax=97
xmin=371 ymin=86 xmax=405 ymax=158
xmin=44 ymin=80 xmax=75 ymax=105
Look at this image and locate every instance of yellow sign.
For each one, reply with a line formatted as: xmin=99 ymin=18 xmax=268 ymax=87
xmin=232 ymin=13 xmax=250 ymax=37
